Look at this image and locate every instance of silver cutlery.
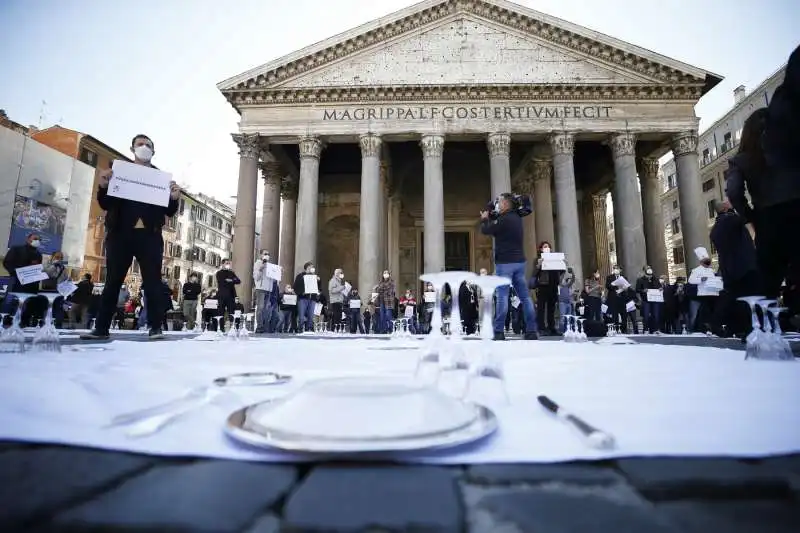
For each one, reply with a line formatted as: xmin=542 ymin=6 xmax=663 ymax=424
xmin=537 ymin=395 xmax=616 ymax=450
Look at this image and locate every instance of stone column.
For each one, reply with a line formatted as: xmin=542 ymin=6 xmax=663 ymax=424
xmin=487 ymin=132 xmax=511 ymax=198
xmin=639 ymin=157 xmax=669 ymax=276
xmin=579 ymin=197 xmax=597 ymax=277
xmin=609 ymin=132 xmax=647 ymax=278
xmin=294 ymin=136 xmax=323 ymax=272
xmin=672 ymin=131 xmax=709 ymax=264
xmin=358 ymin=133 xmax=382 ymax=299
xmin=231 ymin=133 xmax=261 ymax=309
xmin=512 ymin=172 xmax=537 ymax=277
xmin=531 ymin=158 xmax=555 ymax=248
xmin=258 ymin=156 xmax=282 ymax=258
xmin=421 ymin=135 xmax=445 ymax=273
xmin=550 ymin=133 xmax=584 ymax=284
xmin=379 ymin=162 xmax=389 ymax=271
xmin=278 ymin=177 xmax=297 ymax=286
xmin=387 ymin=175 xmax=401 ymax=284
xmin=592 ymin=193 xmax=611 ymax=277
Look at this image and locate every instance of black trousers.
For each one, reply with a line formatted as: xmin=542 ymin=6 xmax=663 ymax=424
xmin=218 ymin=297 xmax=235 ymax=331
xmin=97 ymin=229 xmax=164 ymax=333
xmin=330 ymin=302 xmax=343 ymax=328
xmin=757 ymin=199 xmax=800 ymax=299
xmin=711 ymin=271 xmax=761 ymax=336
xmin=536 ymin=285 xmax=557 ymax=331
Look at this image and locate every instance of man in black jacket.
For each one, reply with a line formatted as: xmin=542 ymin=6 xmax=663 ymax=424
xmin=709 ymin=200 xmax=760 ymax=337
xmin=293 ymin=261 xmax=320 ymax=333
xmin=181 ymin=273 xmax=202 ymax=330
xmin=480 ymin=193 xmax=538 ymax=340
xmin=216 ymin=259 xmax=241 ymax=332
xmin=81 ymin=134 xmax=180 ymax=340
xmin=2 ymin=232 xmax=46 ymax=326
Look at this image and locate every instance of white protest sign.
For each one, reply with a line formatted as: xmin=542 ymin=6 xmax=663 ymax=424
xmin=423 ymin=291 xmax=436 ymax=303
xmin=282 ymin=294 xmax=297 ymax=306
xmin=349 ymin=299 xmax=361 ymax=309
xmin=342 ymin=282 xmax=352 ymax=297
xmin=234 ymin=310 xmax=242 ymax=318
xmin=404 ymin=305 xmax=414 ymax=318
xmin=265 ymin=262 xmax=282 ymax=281
xmin=625 ymin=300 xmax=636 ymax=312
xmin=313 ymin=302 xmax=323 ymax=316
xmin=611 ymin=276 xmax=630 ymax=288
xmin=541 ymin=252 xmax=567 ymax=271
xmin=601 ymin=303 xmax=608 ymax=313
xmin=109 ymin=160 xmax=172 ymax=207
xmin=511 ymin=296 xmax=521 ymax=309
xmin=303 ymin=275 xmax=319 ymax=294
xmin=203 ymin=299 xmax=218 ymax=310
xmin=57 ymin=280 xmax=78 ymax=297
xmin=15 ymin=265 xmax=49 ymax=286
xmin=646 ymin=289 xmax=664 ymax=303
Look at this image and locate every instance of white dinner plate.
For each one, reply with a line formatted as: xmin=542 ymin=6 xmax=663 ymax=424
xmin=224 ymin=399 xmax=497 ymax=454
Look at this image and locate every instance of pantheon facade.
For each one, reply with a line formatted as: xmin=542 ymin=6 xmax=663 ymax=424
xmin=218 ymin=0 xmax=721 ymax=306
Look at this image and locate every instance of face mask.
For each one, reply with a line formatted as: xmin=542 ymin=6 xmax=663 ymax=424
xmin=134 ymin=145 xmax=153 ymax=162
xmin=30 ymin=239 xmax=41 ymax=248
xmin=493 ymin=202 xmax=500 ymax=212
xmin=613 ymin=269 xmax=620 ymax=275
xmin=542 ymin=247 xmax=551 ymax=253
xmin=338 ymin=273 xmax=344 ymax=279
xmin=646 ymin=269 xmax=653 ymax=275
xmin=594 ymin=273 xmax=600 ymax=279
xmin=190 ymin=278 xmax=197 ymax=283
xmin=308 ymin=267 xmax=315 ymax=274
xmin=262 ymin=255 xmax=269 ymax=261
xmin=223 ymin=264 xmax=231 ymax=270
xmin=383 ymin=274 xmax=390 ymax=279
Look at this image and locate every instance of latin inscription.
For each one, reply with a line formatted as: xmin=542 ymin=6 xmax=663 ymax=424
xmin=322 ymin=105 xmax=613 ymax=121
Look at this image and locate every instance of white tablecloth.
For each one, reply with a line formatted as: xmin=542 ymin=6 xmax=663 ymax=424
xmin=1 ymin=336 xmax=799 ymax=463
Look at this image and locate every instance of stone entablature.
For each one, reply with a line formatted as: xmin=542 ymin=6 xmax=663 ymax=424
xmin=237 ymin=100 xmax=698 ymax=139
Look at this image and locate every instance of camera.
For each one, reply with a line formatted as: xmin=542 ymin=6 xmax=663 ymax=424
xmin=485 ymin=193 xmax=533 ymax=219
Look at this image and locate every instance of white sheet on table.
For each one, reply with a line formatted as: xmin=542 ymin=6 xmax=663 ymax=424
xmin=0 ymin=338 xmax=799 ymax=464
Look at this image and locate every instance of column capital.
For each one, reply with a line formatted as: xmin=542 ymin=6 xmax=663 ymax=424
xmin=609 ymin=132 xmax=637 ymax=159
xmin=487 ymin=132 xmax=511 ymax=158
xmin=280 ymin=176 xmax=298 ymax=201
xmin=671 ymin=131 xmax=699 ymax=156
xmin=298 ymin=136 xmax=324 ymax=159
xmin=359 ymin=133 xmax=382 ymax=158
xmin=258 ymin=153 xmax=283 ymax=185
xmin=638 ymin=157 xmax=660 ymax=181
xmin=591 ymin=192 xmax=608 ymax=211
xmin=232 ymin=133 xmax=261 ymax=160
xmin=549 ymin=132 xmax=575 ymax=156
xmin=530 ymin=158 xmax=552 ymax=182
xmin=511 ymin=172 xmax=535 ymax=194
xmin=420 ymin=134 xmax=445 ymax=159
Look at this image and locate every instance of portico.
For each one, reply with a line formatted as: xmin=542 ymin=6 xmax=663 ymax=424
xmin=219 ymin=0 xmax=721 ymax=307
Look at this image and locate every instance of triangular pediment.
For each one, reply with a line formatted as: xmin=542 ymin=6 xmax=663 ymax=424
xmin=218 ymin=0 xmax=721 ymax=100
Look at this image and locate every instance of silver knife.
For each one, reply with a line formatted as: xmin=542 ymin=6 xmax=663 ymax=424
xmin=537 ymin=395 xmax=616 ymax=449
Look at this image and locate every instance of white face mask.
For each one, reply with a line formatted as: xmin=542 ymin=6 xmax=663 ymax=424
xmin=613 ymin=269 xmax=620 ymax=275
xmin=262 ymin=254 xmax=269 ymax=261
xmin=338 ymin=273 xmax=344 ymax=279
xmin=308 ymin=267 xmax=315 ymax=274
xmin=493 ymin=202 xmax=500 ymax=212
xmin=646 ymin=269 xmax=653 ymax=275
xmin=542 ymin=247 xmax=550 ymax=253
xmin=383 ymin=274 xmax=390 ymax=280
xmin=30 ymin=239 xmax=41 ymax=248
xmin=134 ymin=145 xmax=153 ymax=162
xmin=223 ymin=264 xmax=231 ymax=270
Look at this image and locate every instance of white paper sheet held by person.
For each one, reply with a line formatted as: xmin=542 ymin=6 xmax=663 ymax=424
xmin=109 ymin=160 xmax=172 ymax=207
xmin=15 ymin=265 xmax=49 ymax=285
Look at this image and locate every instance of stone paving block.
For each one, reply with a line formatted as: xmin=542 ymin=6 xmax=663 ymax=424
xmin=0 ymin=447 xmax=153 ymax=528
xmin=467 ymin=462 xmax=624 ymax=486
xmin=659 ymin=501 xmax=800 ymax=533
xmin=283 ymin=465 xmax=462 ymax=533
xmin=51 ymin=460 xmax=296 ymax=533
xmin=479 ymin=490 xmax=682 ymax=533
xmin=616 ymin=457 xmax=792 ymax=500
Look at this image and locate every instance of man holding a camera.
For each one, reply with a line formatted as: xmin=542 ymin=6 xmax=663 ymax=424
xmin=480 ymin=193 xmax=538 ymax=340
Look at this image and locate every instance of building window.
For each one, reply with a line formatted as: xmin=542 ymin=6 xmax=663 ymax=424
xmin=702 ymin=179 xmax=715 ymax=192
xmin=225 ymin=223 xmax=232 ymax=234
xmin=701 ymin=148 xmax=710 ymax=165
xmin=672 ymin=199 xmax=678 ymax=209
xmin=179 ymin=199 xmax=185 ymax=215
xmin=609 ymin=241 xmax=615 ymax=252
xmin=173 ymin=266 xmax=181 ymax=280
xmin=722 ymin=132 xmax=733 ymax=152
xmin=707 ymin=199 xmax=716 ymax=219
xmin=671 ymin=218 xmax=680 ymax=235
xmin=207 ymin=275 xmax=214 ymax=287
xmin=79 ymin=148 xmax=98 ymax=167
xmin=672 ymin=246 xmax=685 ymax=265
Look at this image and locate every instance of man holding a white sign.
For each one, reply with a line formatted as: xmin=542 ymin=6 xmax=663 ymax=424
xmin=253 ymin=250 xmax=279 ymax=333
xmin=81 ymin=134 xmax=181 ymax=341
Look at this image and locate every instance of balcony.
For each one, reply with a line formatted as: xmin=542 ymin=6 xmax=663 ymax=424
xmin=699 ymin=138 xmax=739 ymax=168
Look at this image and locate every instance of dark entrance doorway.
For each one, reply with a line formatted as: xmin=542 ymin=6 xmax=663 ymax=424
xmin=444 ymin=232 xmax=471 ymax=272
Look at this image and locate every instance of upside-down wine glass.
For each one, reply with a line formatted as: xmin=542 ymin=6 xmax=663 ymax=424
xmin=766 ymin=306 xmax=795 ymax=361
xmin=414 ymin=272 xmax=452 ymax=385
xmin=577 ymin=318 xmax=588 ymax=342
xmin=463 ymin=274 xmax=511 ymax=407
xmin=738 ymin=295 xmax=766 ymax=360
xmin=435 ymin=272 xmax=477 ymax=397
xmin=756 ymin=299 xmax=785 ymax=360
xmin=32 ymin=293 xmax=62 ymax=353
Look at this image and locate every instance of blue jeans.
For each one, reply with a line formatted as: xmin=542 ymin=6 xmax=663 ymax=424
xmin=255 ymin=290 xmax=272 ymax=332
xmin=494 ymin=261 xmax=537 ymax=333
xmin=642 ymin=301 xmax=663 ymax=333
xmin=559 ymin=300 xmax=573 ymax=333
xmin=379 ymin=305 xmax=393 ymax=333
xmin=299 ymin=298 xmax=315 ymax=332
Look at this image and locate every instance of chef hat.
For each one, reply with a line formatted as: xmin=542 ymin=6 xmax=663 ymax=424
xmin=694 ymin=247 xmax=710 ymax=261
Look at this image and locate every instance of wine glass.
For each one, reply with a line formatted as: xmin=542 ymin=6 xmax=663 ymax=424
xmin=213 ymin=316 xmax=225 ymax=340
xmin=738 ymin=296 xmax=766 ymax=360
xmin=756 ymin=299 xmax=785 ymax=360
xmin=577 ymin=318 xmax=588 ymax=342
xmin=765 ymin=306 xmax=794 ymax=361
xmin=415 ymin=272 xmax=453 ymax=381
xmin=463 ymin=275 xmax=512 ymax=407
xmin=563 ymin=315 xmax=577 ymax=342
xmin=32 ymin=293 xmax=62 ymax=353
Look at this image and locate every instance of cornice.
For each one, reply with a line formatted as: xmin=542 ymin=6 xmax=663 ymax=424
xmin=224 ymin=83 xmax=704 ymax=107
xmin=220 ymin=0 xmax=707 ymax=100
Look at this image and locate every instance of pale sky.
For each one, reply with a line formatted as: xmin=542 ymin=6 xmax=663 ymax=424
xmin=1 ymin=0 xmax=798 ymax=206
